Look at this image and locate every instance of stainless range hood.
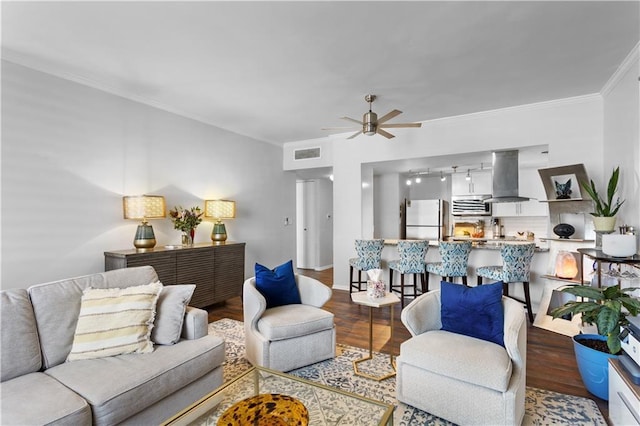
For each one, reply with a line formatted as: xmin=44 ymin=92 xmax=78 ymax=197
xmin=484 ymin=150 xmax=530 ymax=203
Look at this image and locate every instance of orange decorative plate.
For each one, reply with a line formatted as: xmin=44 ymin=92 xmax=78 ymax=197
xmin=217 ymin=393 xmax=308 ymax=426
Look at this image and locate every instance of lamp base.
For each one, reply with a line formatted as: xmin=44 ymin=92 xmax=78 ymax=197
xmin=133 ymin=223 xmax=157 ymax=249
xmin=211 ymin=223 xmax=227 ymax=243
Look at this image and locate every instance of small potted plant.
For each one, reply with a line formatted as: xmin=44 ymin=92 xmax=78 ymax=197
xmin=551 ymin=284 xmax=640 ymax=400
xmin=581 ymin=166 xmax=625 ymax=232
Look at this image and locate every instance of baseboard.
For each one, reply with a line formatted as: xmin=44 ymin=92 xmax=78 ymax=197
xmin=314 ymin=264 xmax=333 ymax=271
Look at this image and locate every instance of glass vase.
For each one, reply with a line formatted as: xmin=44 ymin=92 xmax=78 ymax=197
xmin=182 ymin=232 xmax=193 ymax=247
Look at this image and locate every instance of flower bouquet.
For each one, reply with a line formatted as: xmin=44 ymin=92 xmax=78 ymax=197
xmin=169 ymin=205 xmax=203 ymax=245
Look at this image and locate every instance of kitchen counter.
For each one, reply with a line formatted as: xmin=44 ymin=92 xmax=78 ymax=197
xmin=379 ymin=238 xmax=550 ymax=313
xmin=383 ymin=238 xmax=549 ymax=252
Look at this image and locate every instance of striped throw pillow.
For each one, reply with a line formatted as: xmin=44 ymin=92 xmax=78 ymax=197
xmin=66 ymin=281 xmax=163 ymax=361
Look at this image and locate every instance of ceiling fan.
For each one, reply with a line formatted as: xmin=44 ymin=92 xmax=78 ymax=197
xmin=323 ymin=94 xmax=422 ymax=139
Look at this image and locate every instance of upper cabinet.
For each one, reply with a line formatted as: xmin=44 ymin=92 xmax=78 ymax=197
xmin=492 ymin=167 xmax=549 ymax=217
xmin=451 ymin=171 xmax=492 ymax=196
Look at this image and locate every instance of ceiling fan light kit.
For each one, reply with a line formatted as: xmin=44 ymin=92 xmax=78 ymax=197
xmin=323 ymin=94 xmax=422 ymax=139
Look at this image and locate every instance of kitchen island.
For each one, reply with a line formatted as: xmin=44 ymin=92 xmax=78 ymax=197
xmin=379 ymin=239 xmax=549 ymax=314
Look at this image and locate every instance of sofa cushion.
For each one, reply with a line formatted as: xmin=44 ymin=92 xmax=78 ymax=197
xmin=28 ymin=266 xmax=159 ymax=368
xmin=0 ymin=372 xmax=92 ymax=425
xmin=258 ymin=304 xmax=334 ymax=341
xmin=1 ymin=289 xmax=41 ymax=382
xmin=45 ymin=333 xmax=225 ymax=426
xmin=67 ymin=282 xmax=162 ymax=361
xmin=152 ymin=284 xmax=196 ymax=345
xmin=255 ymin=260 xmax=301 ymax=309
xmin=440 ymin=280 xmax=505 ymax=346
xmin=399 ymin=330 xmax=512 ymax=392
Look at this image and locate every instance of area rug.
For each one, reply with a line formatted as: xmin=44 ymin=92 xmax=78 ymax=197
xmin=209 ymin=318 xmax=606 ymax=425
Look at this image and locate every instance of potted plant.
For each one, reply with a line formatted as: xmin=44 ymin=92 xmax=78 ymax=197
xmin=581 ymin=166 xmax=625 ymax=232
xmin=551 ymin=284 xmax=640 ymax=400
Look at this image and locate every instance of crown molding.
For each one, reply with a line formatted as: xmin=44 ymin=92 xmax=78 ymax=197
xmin=601 ymin=41 xmax=640 ymax=97
xmin=424 ymin=93 xmax=602 ymax=125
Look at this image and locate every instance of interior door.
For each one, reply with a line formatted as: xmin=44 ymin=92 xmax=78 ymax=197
xmin=296 ymin=180 xmax=317 ymax=269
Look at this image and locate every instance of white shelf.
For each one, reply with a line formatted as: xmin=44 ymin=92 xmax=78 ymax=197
xmin=540 ymin=198 xmax=586 ymax=203
xmin=540 ymin=238 xmax=594 ymax=243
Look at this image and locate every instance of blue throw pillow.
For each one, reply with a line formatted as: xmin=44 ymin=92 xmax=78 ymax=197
xmin=254 ymin=260 xmax=302 ymax=309
xmin=440 ymin=280 xmax=505 ymax=347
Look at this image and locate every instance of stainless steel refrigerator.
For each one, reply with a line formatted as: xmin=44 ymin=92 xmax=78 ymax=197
xmin=405 ymin=199 xmax=449 ymax=240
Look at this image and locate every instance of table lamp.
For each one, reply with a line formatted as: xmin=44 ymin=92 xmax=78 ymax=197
xmin=205 ymin=200 xmax=236 ymax=242
xmin=122 ymin=195 xmax=166 ymax=249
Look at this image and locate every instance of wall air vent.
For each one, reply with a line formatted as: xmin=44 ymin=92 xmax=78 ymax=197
xmin=294 ymin=147 xmax=321 ymax=160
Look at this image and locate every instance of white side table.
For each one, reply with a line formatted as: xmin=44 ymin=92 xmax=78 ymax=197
xmin=350 ymin=291 xmax=401 ymax=381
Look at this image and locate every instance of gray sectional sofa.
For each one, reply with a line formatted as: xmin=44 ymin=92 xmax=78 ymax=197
xmin=0 ymin=266 xmax=226 ymax=425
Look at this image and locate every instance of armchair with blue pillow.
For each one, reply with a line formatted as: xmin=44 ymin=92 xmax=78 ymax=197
xmin=243 ymin=260 xmax=336 ymax=372
xmin=396 ymin=281 xmax=527 ymax=425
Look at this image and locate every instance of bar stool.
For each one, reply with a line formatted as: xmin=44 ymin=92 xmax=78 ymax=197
xmin=476 ymin=242 xmax=536 ymax=323
xmin=389 ymin=240 xmax=429 ymax=308
xmin=349 ymin=239 xmax=385 ymax=293
xmin=425 ymin=241 xmax=472 ymax=289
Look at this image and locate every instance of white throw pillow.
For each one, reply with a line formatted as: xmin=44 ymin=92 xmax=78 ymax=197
xmin=66 ymin=281 xmax=162 ymax=361
xmin=152 ymin=284 xmax=196 ymax=345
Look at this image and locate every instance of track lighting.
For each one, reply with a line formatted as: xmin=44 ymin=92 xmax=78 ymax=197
xmin=415 ymin=176 xmax=421 ymax=183
xmin=440 ymin=171 xmax=446 ymax=182
xmin=466 ymin=169 xmax=471 ymax=181
xmin=406 ymin=179 xmax=412 ymax=186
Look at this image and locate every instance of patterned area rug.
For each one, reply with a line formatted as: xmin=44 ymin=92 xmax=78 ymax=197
xmin=209 ymin=318 xmax=606 ymax=425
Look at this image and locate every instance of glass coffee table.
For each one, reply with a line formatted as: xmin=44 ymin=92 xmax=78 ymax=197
xmin=163 ymin=366 xmax=394 ymax=425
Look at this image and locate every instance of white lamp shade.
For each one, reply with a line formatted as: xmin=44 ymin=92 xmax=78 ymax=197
xmin=123 ymin=195 xmax=166 ymax=220
xmin=205 ymin=200 xmax=236 ymax=219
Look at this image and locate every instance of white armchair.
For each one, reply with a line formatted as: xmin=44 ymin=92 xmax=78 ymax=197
xmin=396 ymin=290 xmax=527 ymax=425
xmin=243 ymin=274 xmax=336 ymax=372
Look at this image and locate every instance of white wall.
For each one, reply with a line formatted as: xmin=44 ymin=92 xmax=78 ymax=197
xmin=409 ymin=175 xmax=451 ymax=201
xmin=374 ymin=173 xmax=403 ymax=239
xmin=2 ymin=61 xmax=296 ymax=289
xmin=315 ymin=178 xmax=333 ymax=269
xmin=602 ymin=44 xmax=640 ymax=232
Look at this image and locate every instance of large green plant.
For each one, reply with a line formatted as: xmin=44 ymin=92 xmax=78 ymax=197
xmin=580 ymin=166 xmax=624 ymax=217
xmin=551 ymin=284 xmax=640 ymax=354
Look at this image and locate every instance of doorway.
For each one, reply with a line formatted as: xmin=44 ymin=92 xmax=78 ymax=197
xmin=295 ymin=178 xmax=334 ymax=271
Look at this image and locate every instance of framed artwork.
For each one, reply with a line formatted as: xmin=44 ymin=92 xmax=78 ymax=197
xmin=549 ymin=173 xmax=582 ymax=200
xmin=537 ymin=164 xmax=589 ymax=202
xmin=533 ymin=280 xmax=583 ymax=337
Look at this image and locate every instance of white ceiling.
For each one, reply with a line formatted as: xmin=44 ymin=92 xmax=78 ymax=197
xmin=2 ymin=1 xmax=639 ymax=146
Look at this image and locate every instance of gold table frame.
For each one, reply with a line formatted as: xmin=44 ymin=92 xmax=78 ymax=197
xmin=162 ymin=366 xmax=394 ymax=425
xmin=350 ymin=291 xmax=401 ymax=381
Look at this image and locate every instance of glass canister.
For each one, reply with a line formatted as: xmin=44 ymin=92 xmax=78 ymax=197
xmin=472 ymin=221 xmax=485 ymax=238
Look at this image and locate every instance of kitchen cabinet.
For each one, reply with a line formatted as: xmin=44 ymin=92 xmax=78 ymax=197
xmin=609 ymin=359 xmax=640 ymax=425
xmin=451 ymin=171 xmax=492 ymax=196
xmin=104 ymin=242 xmax=245 ymax=308
xmin=492 ymin=168 xmax=548 ymax=217
xmin=493 ymin=200 xmax=547 ymax=217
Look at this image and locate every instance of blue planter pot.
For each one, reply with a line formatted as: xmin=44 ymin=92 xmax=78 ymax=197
xmin=573 ymin=334 xmax=618 ymax=400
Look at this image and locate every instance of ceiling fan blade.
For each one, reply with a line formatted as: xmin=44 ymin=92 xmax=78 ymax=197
xmin=377 ymin=128 xmax=395 ymax=139
xmin=347 ymin=130 xmax=363 ymax=139
xmin=321 ymin=126 xmax=360 ymax=130
xmin=379 ymin=122 xmax=422 ymax=128
xmin=341 ymin=116 xmax=363 ymax=125
xmin=376 ymin=109 xmax=402 ymax=124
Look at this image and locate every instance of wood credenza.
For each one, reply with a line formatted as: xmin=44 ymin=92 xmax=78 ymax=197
xmin=104 ymin=242 xmax=245 ymax=308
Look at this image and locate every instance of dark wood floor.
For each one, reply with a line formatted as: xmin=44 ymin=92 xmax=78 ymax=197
xmin=207 ymin=268 xmax=609 ymax=421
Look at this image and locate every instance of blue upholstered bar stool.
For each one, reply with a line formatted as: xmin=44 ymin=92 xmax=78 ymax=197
xmin=425 ymin=241 xmax=473 ymax=288
xmin=389 ymin=240 xmax=429 ymax=308
xmin=349 ymin=239 xmax=385 ymax=293
xmin=476 ymin=242 xmax=536 ymax=323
